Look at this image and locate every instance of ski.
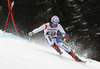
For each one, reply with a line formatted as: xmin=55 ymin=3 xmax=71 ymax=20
xmin=77 ymin=60 xmax=87 ymax=64
xmin=76 ymin=58 xmax=87 ymax=64
xmin=80 ymin=61 xmax=87 ymax=64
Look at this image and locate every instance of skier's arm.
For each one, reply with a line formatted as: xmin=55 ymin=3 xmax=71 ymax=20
xmin=58 ymin=24 xmax=67 ymax=39
xmin=28 ymin=24 xmax=46 ymax=36
xmin=32 ymin=24 xmax=45 ymax=34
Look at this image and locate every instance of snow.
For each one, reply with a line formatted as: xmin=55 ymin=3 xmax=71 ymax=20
xmin=0 ymin=6 xmax=2 ymax=10
xmin=73 ymin=14 xmax=82 ymax=18
xmin=78 ymin=29 xmax=89 ymax=32
xmin=0 ymin=30 xmax=100 ymax=69
xmin=82 ymin=22 xmax=87 ymax=25
xmin=71 ymin=19 xmax=81 ymax=23
xmin=95 ymin=33 xmax=100 ymax=35
xmin=65 ymin=25 xmax=74 ymax=31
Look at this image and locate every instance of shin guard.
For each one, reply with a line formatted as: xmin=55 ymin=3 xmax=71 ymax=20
xmin=52 ymin=44 xmax=61 ymax=52
xmin=69 ymin=52 xmax=79 ymax=61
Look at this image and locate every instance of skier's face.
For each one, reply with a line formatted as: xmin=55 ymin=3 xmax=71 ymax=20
xmin=51 ymin=23 xmax=57 ymax=28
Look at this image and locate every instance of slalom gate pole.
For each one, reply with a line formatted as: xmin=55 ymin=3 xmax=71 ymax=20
xmin=4 ymin=12 xmax=10 ymax=32
xmin=63 ymin=41 xmax=92 ymax=63
xmin=11 ymin=13 xmax=18 ymax=35
xmin=4 ymin=0 xmax=19 ymax=35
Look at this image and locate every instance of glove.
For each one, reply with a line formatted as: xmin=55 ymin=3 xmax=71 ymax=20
xmin=63 ymin=38 xmax=67 ymax=42
xmin=28 ymin=32 xmax=34 ymax=36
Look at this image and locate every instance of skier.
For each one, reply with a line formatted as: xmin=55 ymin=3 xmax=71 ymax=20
xmin=28 ymin=15 xmax=82 ymax=62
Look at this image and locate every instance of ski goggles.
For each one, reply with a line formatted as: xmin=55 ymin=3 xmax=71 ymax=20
xmin=52 ymin=21 xmax=59 ymax=25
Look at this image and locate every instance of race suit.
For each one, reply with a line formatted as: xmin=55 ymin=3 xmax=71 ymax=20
xmin=32 ymin=23 xmax=71 ymax=53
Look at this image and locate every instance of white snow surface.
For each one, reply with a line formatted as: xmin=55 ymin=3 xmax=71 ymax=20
xmin=0 ymin=30 xmax=100 ymax=69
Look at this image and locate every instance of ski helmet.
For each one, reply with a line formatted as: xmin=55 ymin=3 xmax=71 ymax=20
xmin=51 ymin=15 xmax=60 ymax=25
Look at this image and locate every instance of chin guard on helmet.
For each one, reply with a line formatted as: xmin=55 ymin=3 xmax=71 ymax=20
xmin=51 ymin=15 xmax=60 ymax=25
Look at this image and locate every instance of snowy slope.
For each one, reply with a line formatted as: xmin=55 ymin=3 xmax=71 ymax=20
xmin=0 ymin=30 xmax=100 ymax=69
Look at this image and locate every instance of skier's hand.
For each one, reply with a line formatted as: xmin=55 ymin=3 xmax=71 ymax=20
xmin=63 ymin=38 xmax=67 ymax=42
xmin=28 ymin=32 xmax=34 ymax=36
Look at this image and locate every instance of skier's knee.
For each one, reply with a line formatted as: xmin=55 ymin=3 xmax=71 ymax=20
xmin=51 ymin=43 xmax=56 ymax=47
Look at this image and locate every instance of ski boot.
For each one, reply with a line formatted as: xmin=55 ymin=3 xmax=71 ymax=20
xmin=69 ymin=51 xmax=87 ymax=63
xmin=52 ymin=44 xmax=63 ymax=55
xmin=59 ymin=51 xmax=63 ymax=55
xmin=77 ymin=58 xmax=87 ymax=63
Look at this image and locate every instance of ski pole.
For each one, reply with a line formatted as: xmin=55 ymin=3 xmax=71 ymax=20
xmin=63 ymin=41 xmax=92 ymax=62
xmin=78 ymin=52 xmax=92 ymax=63
xmin=28 ymin=36 xmax=31 ymax=42
xmin=4 ymin=30 xmax=6 ymax=33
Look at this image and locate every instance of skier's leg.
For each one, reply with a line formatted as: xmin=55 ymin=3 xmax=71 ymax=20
xmin=56 ymin=37 xmax=80 ymax=61
xmin=69 ymin=51 xmax=79 ymax=61
xmin=58 ymin=43 xmax=80 ymax=61
xmin=45 ymin=36 xmax=62 ymax=54
xmin=56 ymin=37 xmax=71 ymax=53
xmin=57 ymin=42 xmax=72 ymax=54
xmin=45 ymin=35 xmax=54 ymax=46
xmin=52 ymin=43 xmax=63 ymax=55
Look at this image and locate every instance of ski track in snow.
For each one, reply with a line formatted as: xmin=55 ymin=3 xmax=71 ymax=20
xmin=0 ymin=31 xmax=100 ymax=69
